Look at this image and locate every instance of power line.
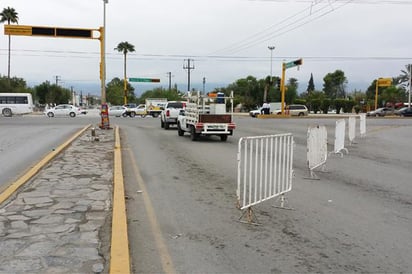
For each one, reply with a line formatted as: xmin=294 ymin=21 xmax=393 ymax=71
xmin=209 ymin=0 xmax=354 ymax=56
xmin=2 ymin=49 xmax=411 ymax=63
xmin=209 ymin=0 xmax=412 ymax=56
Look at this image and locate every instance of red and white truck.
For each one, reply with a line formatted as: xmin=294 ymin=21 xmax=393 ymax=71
xmin=177 ymin=91 xmax=236 ymax=141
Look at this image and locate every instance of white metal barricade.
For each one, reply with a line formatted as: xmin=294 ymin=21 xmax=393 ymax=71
xmin=359 ymin=113 xmax=366 ymax=138
xmin=332 ymin=119 xmax=348 ymax=157
xmin=348 ymin=116 xmax=356 ymax=145
xmin=237 ymin=134 xmax=294 ymax=223
xmin=307 ymin=125 xmax=327 ymax=179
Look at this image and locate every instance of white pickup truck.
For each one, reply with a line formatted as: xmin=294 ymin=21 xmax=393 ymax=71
xmin=160 ymin=101 xmax=186 ymax=129
xmin=177 ymin=91 xmax=236 ymax=141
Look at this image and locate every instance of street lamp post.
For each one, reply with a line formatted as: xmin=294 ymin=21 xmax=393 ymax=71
xmin=268 ymin=46 xmax=275 ymax=83
xmin=264 ymin=46 xmax=275 ymax=103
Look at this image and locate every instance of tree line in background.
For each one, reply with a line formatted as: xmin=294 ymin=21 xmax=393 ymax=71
xmin=1 ymin=63 xmax=411 ymax=113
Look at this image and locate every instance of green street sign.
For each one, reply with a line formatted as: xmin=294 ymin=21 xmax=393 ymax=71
xmin=129 ymin=78 xmax=160 ymax=83
xmin=284 ymin=58 xmax=303 ymax=69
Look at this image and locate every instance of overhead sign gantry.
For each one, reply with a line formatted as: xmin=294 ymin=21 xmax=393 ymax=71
xmin=280 ymin=58 xmax=303 ymax=115
xmin=4 ymin=24 xmax=110 ymax=129
xmin=4 ymin=24 xmax=98 ymax=39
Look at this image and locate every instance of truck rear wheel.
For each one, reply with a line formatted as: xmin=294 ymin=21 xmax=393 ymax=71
xmin=160 ymin=119 xmax=164 ymax=128
xmin=177 ymin=123 xmax=184 ymax=136
xmin=220 ymin=135 xmax=228 ymax=141
xmin=190 ymin=126 xmax=199 ymax=141
xmin=164 ymin=122 xmax=170 ymax=130
xmin=130 ymin=112 xmax=136 ymax=118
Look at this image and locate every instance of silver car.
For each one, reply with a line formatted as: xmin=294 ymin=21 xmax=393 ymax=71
xmin=366 ymin=107 xmax=394 ymax=117
xmin=108 ymin=105 xmax=127 ymax=117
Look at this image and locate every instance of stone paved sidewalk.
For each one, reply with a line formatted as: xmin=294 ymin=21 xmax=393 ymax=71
xmin=0 ymin=128 xmax=113 ymax=273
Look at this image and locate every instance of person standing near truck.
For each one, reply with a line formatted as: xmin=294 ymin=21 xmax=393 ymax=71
xmin=261 ymin=101 xmax=270 ymax=115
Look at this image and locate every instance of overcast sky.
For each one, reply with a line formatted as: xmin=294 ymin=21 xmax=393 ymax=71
xmin=1 ymin=0 xmax=412 ymax=95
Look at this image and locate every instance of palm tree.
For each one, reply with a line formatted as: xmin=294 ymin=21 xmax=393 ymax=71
xmin=114 ymin=41 xmax=135 ymax=105
xmin=0 ymin=7 xmax=19 ymax=80
xmin=396 ymin=64 xmax=412 ymax=89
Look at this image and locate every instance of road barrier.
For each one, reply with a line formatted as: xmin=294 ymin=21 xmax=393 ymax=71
xmin=332 ymin=119 xmax=348 ymax=157
xmin=348 ymin=116 xmax=356 ymax=145
xmin=236 ymin=134 xmax=294 ymax=223
xmin=359 ymin=113 xmax=366 ymax=137
xmin=307 ymin=125 xmax=328 ymax=179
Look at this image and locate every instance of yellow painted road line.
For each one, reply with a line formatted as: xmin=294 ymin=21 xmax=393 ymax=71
xmin=110 ymin=126 xmax=131 ymax=274
xmin=127 ymin=148 xmax=176 ymax=274
xmin=0 ymin=125 xmax=90 ymax=205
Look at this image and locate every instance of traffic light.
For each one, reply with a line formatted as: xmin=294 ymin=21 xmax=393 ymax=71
xmin=276 ymin=78 xmax=281 ymax=87
xmin=293 ymin=59 xmax=303 ymax=66
xmin=4 ymin=25 xmax=94 ymax=39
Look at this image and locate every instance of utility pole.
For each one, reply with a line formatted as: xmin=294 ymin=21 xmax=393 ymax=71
xmin=54 ymin=75 xmax=61 ymax=86
xmin=183 ymin=59 xmax=195 ymax=92
xmin=167 ymin=72 xmax=173 ymax=91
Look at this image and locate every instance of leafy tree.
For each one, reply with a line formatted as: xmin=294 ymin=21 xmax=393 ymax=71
xmin=224 ymin=76 xmax=262 ymax=110
xmin=106 ymin=77 xmax=136 ymax=105
xmin=0 ymin=75 xmax=29 ymax=93
xmin=320 ymin=98 xmax=332 ymax=114
xmin=342 ymin=100 xmax=356 ymax=113
xmin=323 ymin=70 xmax=347 ymax=99
xmin=306 ymin=90 xmax=324 ymax=113
xmin=114 ymin=41 xmax=135 ymax=104
xmin=139 ymin=87 xmax=183 ymax=102
xmin=0 ymin=7 xmax=19 ymax=79
xmin=34 ymin=81 xmax=71 ymax=105
xmin=285 ymin=77 xmax=298 ymax=104
xmin=333 ymin=99 xmax=345 ymax=114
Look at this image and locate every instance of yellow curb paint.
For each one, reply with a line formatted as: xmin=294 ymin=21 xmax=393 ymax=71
xmin=257 ymin=114 xmax=291 ymax=119
xmin=0 ymin=125 xmax=90 ymax=205
xmin=110 ymin=126 xmax=131 ymax=274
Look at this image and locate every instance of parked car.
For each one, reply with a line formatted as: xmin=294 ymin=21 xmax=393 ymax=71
xmin=286 ymin=104 xmax=308 ymax=116
xmin=396 ymin=107 xmax=412 ymax=117
xmin=366 ymin=107 xmax=394 ymax=117
xmin=108 ymin=105 xmax=127 ymax=117
xmin=44 ymin=104 xmax=80 ymax=118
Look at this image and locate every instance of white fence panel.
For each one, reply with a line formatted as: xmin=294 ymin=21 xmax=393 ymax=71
xmin=333 ymin=119 xmax=348 ymax=156
xmin=359 ymin=113 xmax=366 ymax=137
xmin=307 ymin=125 xmax=327 ymax=179
xmin=237 ymin=134 xmax=294 ymax=211
xmin=348 ymin=116 xmax=356 ymax=145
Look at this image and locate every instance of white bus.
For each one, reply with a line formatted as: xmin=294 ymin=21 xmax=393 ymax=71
xmin=0 ymin=93 xmax=34 ymax=117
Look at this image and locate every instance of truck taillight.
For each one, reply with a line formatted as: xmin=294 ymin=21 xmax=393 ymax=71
xmin=166 ymin=110 xmax=170 ymax=117
xmin=229 ymin=123 xmax=236 ymax=129
xmin=195 ymin=123 xmax=204 ymax=129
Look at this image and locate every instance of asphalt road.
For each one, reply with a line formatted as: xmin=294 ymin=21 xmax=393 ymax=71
xmin=119 ymin=115 xmax=412 ymax=273
xmin=2 ymin=113 xmax=412 ymax=273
